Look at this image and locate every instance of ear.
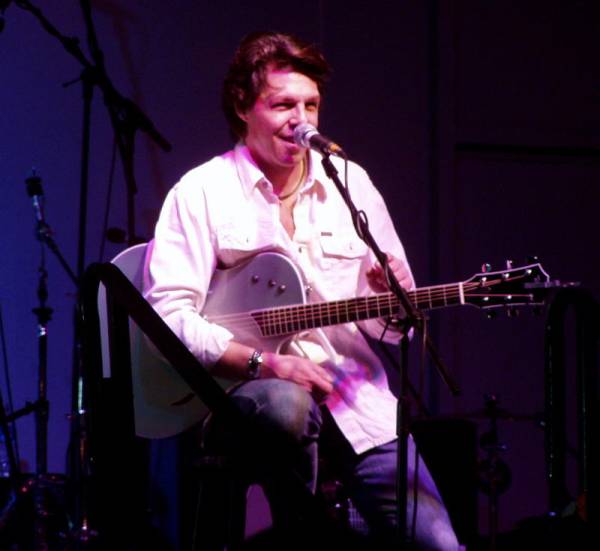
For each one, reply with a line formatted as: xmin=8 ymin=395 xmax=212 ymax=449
xmin=236 ymin=106 xmax=248 ymax=123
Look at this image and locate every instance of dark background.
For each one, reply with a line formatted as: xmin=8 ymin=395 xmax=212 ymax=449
xmin=1 ymin=0 xmax=599 ymax=545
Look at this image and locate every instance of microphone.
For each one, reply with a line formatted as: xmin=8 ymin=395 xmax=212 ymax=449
xmin=25 ymin=172 xmax=47 ymax=225
xmin=293 ymin=123 xmax=346 ymax=157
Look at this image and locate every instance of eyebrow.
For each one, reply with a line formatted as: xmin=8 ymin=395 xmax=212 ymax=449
xmin=266 ymin=92 xmax=321 ymax=103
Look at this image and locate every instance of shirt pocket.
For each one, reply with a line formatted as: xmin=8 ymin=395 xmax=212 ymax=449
xmin=214 ymin=219 xmax=278 ymax=267
xmin=318 ymin=230 xmax=368 ymax=273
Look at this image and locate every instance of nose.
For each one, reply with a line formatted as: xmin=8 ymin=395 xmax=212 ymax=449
xmin=289 ymin=105 xmax=308 ymax=126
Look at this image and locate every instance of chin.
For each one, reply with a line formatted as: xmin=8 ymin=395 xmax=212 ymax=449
xmin=277 ymin=155 xmax=301 ymax=167
xmin=290 ymin=150 xmax=306 ymax=163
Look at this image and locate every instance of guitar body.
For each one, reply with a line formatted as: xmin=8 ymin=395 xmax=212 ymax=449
xmin=203 ymin=252 xmax=307 ymax=352
xmin=100 ymin=243 xmax=207 ymax=439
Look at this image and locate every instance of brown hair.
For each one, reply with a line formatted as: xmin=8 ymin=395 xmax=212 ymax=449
xmin=222 ymin=31 xmax=331 ymax=139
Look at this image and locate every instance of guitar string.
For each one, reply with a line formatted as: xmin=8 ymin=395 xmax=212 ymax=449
xmin=208 ymin=283 xmax=468 ymax=325
xmin=206 ymin=275 xmax=532 ymax=334
xmin=207 ymin=277 xmax=520 ymax=326
xmin=209 ymin=292 xmax=532 ymax=336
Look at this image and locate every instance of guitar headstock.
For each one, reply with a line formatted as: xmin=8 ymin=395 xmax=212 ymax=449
xmin=463 ymin=261 xmax=551 ymax=311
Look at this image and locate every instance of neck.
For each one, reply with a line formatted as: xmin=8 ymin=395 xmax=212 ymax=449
xmin=270 ymin=160 xmax=304 ymax=196
xmin=246 ymin=150 xmax=305 ymax=195
xmin=279 ymin=158 xmax=307 ymax=201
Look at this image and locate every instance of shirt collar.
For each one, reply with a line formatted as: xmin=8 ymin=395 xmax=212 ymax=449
xmin=233 ymin=143 xmax=265 ymax=199
xmin=233 ymin=143 xmax=328 ymax=200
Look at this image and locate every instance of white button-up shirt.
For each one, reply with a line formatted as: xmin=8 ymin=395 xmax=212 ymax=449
xmin=144 ymin=144 xmax=413 ymax=454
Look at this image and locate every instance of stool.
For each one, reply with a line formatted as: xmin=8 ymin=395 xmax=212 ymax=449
xmin=192 ymin=454 xmax=250 ymax=550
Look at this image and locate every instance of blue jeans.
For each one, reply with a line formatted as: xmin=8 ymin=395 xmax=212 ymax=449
xmin=204 ymin=379 xmax=459 ymax=550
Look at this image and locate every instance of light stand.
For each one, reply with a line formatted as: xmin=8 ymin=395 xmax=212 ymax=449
xmin=8 ymin=2 xmax=171 ymax=546
xmin=319 ymin=152 xmax=460 ymax=547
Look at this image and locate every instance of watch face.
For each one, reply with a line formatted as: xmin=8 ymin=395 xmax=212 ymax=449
xmin=248 ymin=350 xmax=263 ymax=379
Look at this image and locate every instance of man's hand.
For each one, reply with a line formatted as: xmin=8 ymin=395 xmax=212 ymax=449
xmin=262 ymin=352 xmax=334 ymax=404
xmin=366 ymin=253 xmax=414 ymax=293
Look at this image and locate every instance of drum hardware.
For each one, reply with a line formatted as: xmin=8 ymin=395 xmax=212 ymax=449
xmin=476 ymin=394 xmax=512 ymax=551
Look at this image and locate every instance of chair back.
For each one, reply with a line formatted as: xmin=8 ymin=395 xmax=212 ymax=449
xmin=98 ymin=241 xmax=207 ymax=438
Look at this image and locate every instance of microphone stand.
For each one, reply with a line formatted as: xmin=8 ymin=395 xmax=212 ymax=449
xmin=319 ymin=153 xmax=460 ymax=547
xmin=32 ymin=241 xmax=51 ymax=551
xmin=10 ymin=2 xmax=171 ymax=546
xmin=0 ymin=172 xmax=77 ymax=549
xmin=28 ymin=173 xmax=78 ymax=551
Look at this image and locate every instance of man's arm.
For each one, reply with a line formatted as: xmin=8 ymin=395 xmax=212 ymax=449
xmin=146 ymin=174 xmax=333 ymax=403
xmin=215 ymin=341 xmax=334 ymax=404
xmin=366 ymin=252 xmax=415 ymax=293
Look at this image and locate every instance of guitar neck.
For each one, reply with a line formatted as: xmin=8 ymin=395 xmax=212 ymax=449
xmin=252 ymin=282 xmax=463 ymax=337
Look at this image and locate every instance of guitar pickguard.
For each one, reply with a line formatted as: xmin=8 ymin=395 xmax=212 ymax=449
xmin=203 ymin=252 xmax=307 ymax=352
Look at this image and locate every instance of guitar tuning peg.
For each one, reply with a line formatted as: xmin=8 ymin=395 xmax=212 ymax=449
xmin=481 ymin=263 xmax=492 ymax=273
xmin=505 ymin=259 xmax=513 ymax=269
xmin=507 ymin=306 xmax=519 ymax=318
xmin=527 ymin=255 xmax=539 ymax=264
xmin=486 ymin=310 xmax=497 ymax=320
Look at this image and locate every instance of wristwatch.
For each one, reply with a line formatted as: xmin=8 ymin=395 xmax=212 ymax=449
xmin=247 ymin=349 xmax=263 ymax=380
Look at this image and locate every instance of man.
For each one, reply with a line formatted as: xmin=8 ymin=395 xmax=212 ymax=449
xmin=144 ymin=31 xmax=459 ymax=549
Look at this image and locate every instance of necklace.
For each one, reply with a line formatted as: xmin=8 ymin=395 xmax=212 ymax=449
xmin=278 ymin=159 xmax=306 ymax=202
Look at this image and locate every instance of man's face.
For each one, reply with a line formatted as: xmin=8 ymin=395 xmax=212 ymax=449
xmin=239 ymin=65 xmax=320 ymax=175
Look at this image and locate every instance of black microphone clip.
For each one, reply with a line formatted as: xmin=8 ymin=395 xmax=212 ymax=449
xmin=25 ymin=172 xmax=45 ymax=223
xmin=25 ymin=171 xmax=52 ymax=241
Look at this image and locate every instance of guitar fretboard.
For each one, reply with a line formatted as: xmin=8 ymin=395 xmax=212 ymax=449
xmin=252 ymin=283 xmax=463 ymax=337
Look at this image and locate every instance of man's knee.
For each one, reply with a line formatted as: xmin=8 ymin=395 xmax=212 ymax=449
xmin=232 ymin=379 xmax=321 ymax=442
